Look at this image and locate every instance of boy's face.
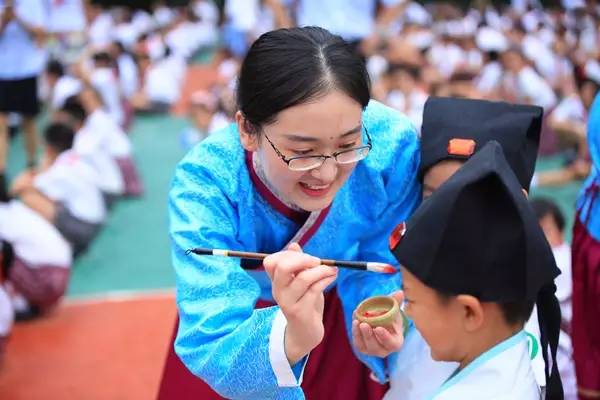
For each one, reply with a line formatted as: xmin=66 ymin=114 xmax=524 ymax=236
xmin=422 ymin=159 xmax=464 ymax=198
xmin=401 ymin=266 xmax=466 ymax=362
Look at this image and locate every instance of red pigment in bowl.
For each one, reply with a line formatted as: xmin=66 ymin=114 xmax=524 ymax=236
xmin=362 ymin=309 xmax=388 ymax=318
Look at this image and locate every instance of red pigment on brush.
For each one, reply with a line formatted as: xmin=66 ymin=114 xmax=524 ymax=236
xmin=382 ymin=265 xmax=397 ymax=274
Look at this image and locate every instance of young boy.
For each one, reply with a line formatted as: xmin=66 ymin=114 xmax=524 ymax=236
xmin=64 ymin=89 xmax=143 ymax=197
xmin=0 ymin=199 xmax=72 ymax=318
xmin=353 ymin=97 xmax=547 ymax=398
xmin=60 ymin=95 xmax=125 ymax=205
xmin=9 ymin=122 xmax=106 ymax=256
xmin=391 ymin=141 xmax=563 ymax=399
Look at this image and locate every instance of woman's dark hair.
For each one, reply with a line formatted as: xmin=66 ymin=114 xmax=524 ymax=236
xmin=237 ymin=26 xmax=371 ymax=133
xmin=44 ymin=122 xmax=75 ymax=153
xmin=530 ymin=197 xmax=565 ymax=233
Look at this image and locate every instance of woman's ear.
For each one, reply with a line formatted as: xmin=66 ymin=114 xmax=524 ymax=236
xmin=456 ymin=294 xmax=484 ymax=332
xmin=236 ymin=111 xmax=259 ymax=152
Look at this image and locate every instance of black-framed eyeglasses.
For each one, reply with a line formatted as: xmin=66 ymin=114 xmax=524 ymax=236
xmin=263 ymin=127 xmax=373 ymax=171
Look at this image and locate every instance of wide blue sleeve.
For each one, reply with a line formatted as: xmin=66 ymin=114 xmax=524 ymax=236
xmin=169 ymin=150 xmax=305 ymax=400
xmin=588 ymin=93 xmax=600 ymax=170
xmin=336 ymin=108 xmax=421 ymax=383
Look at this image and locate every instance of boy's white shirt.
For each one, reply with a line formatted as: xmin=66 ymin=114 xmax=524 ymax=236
xmin=386 ymin=320 xmax=546 ymax=399
xmin=34 ymin=150 xmax=106 ymax=224
xmin=0 ymin=201 xmax=72 ymax=267
xmin=384 ymin=329 xmax=456 ymax=400
xmin=430 ymin=331 xmax=541 ymax=399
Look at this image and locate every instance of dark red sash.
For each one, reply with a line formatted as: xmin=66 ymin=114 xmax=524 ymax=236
xmin=157 ymin=289 xmax=387 ymax=399
xmin=571 ymin=213 xmax=600 ymax=398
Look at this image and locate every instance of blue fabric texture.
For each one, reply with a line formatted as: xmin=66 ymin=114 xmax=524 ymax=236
xmin=577 ymin=93 xmax=600 ymax=240
xmin=169 ymin=100 xmax=421 ymax=399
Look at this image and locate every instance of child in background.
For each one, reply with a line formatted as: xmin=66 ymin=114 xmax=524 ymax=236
xmin=530 ymin=197 xmax=577 ymax=400
xmin=179 ymin=90 xmax=218 ymax=150
xmin=0 ymin=199 xmax=72 ymax=320
xmin=391 ymin=142 xmax=563 ymax=399
xmin=43 ymin=59 xmax=82 ymax=111
xmin=60 ymin=95 xmax=125 ymax=205
xmin=64 ymin=89 xmax=143 ymax=197
xmin=9 ymin=122 xmax=105 ymax=256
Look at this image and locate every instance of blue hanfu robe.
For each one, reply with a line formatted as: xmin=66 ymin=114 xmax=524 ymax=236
xmin=167 ymin=100 xmax=421 ymax=399
xmin=572 ymin=93 xmax=600 ymax=395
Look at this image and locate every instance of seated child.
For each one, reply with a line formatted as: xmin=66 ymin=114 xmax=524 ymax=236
xmin=66 ymin=89 xmax=143 ymax=197
xmin=179 ymin=90 xmax=218 ymax=150
xmin=391 ymin=141 xmax=563 ymax=399
xmin=9 ymin=122 xmax=106 ymax=256
xmin=0 ymin=199 xmax=72 ymax=318
xmin=60 ymin=95 xmax=125 ymax=205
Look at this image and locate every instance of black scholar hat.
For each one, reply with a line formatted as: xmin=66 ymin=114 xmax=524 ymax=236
xmin=419 ymin=96 xmax=543 ymax=192
xmin=393 ymin=141 xmax=564 ymax=399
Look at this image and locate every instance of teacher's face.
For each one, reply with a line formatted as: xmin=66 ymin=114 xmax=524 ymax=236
xmin=239 ymin=90 xmax=364 ymax=212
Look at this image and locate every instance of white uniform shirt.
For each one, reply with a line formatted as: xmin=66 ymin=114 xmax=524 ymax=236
xmin=388 ymin=320 xmax=546 ymax=398
xmin=385 ymin=329 xmax=456 ymax=400
xmin=553 ymin=243 xmax=577 ymax=400
xmin=87 ymin=12 xmax=113 ymax=47
xmin=84 ymin=109 xmax=131 ymax=158
xmin=90 ymin=68 xmax=124 ymax=126
xmin=0 ymin=0 xmax=47 ymax=79
xmin=295 ymin=0 xmax=405 ymax=41
xmin=387 ymin=89 xmax=428 ymax=132
xmin=144 ymin=57 xmax=184 ymax=105
xmin=117 ymin=54 xmax=139 ymax=99
xmin=551 ymin=95 xmax=586 ymax=124
xmin=0 ymin=200 xmax=72 ymax=267
xmin=47 ymin=0 xmax=85 ymax=33
xmin=50 ymin=75 xmax=82 ymax=110
xmin=504 ymin=67 xmax=557 ymax=110
xmin=431 ymin=331 xmax=541 ymax=400
xmin=476 ymin=61 xmax=503 ymax=94
xmin=34 ymin=150 xmax=106 ymax=224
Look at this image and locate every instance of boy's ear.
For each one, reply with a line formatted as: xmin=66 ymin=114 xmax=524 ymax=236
xmin=456 ymin=294 xmax=484 ymax=332
xmin=236 ymin=111 xmax=259 ymax=152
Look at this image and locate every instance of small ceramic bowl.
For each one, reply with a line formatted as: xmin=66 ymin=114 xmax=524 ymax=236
xmin=354 ymin=295 xmax=400 ymax=328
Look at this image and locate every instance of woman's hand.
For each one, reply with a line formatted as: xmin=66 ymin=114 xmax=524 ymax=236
xmin=352 ymin=291 xmax=405 ymax=358
xmin=264 ymin=243 xmax=338 ymax=365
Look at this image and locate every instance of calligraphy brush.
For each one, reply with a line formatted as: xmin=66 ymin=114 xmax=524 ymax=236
xmin=186 ymin=248 xmax=397 ymax=274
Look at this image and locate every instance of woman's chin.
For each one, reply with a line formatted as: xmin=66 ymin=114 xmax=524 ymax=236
xmin=292 ymin=192 xmax=334 ymax=212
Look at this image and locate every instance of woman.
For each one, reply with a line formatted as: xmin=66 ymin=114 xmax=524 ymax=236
xmin=572 ymin=93 xmax=600 ymax=399
xmin=157 ymin=27 xmax=420 ymax=400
